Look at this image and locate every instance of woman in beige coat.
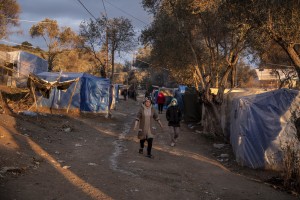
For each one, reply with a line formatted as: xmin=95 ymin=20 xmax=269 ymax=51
xmin=134 ymin=96 xmax=163 ymax=158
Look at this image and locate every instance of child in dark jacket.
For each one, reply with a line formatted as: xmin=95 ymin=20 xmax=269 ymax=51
xmin=166 ymin=98 xmax=182 ymax=147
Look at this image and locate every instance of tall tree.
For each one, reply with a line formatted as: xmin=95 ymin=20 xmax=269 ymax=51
xmin=141 ymin=1 xmax=203 ymax=86
xmin=106 ymin=17 xmax=135 ymax=83
xmin=227 ymin=0 xmax=300 ymax=84
xmin=79 ymin=18 xmax=107 ymax=77
xmin=0 ymin=0 xmax=20 ymax=39
xmin=80 ymin=16 xmax=135 ymax=80
xmin=142 ymin=0 xmax=255 ymax=136
xmin=29 ymin=18 xmax=78 ymax=71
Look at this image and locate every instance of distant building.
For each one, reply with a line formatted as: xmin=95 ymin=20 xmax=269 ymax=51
xmin=255 ymin=67 xmax=298 ymax=88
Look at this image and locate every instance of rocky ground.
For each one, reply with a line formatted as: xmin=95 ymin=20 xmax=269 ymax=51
xmin=0 ymin=86 xmax=298 ymax=199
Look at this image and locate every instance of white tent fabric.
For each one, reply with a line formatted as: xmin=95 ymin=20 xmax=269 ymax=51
xmin=7 ymin=51 xmax=48 ymax=87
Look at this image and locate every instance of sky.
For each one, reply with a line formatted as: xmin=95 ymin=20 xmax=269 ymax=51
xmin=3 ymin=0 xmax=152 ymax=62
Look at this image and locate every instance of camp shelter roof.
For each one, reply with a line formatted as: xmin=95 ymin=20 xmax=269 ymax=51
xmin=37 ymin=72 xmax=109 ymax=82
xmin=36 ymin=72 xmax=110 ymax=113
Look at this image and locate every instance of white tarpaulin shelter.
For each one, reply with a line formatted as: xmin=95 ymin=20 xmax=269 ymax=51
xmin=226 ymin=89 xmax=300 ymax=169
xmin=3 ymin=51 xmax=48 ymax=87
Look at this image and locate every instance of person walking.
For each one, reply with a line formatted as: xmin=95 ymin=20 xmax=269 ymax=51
xmin=133 ymin=90 xmax=137 ymax=101
xmin=144 ymin=90 xmax=150 ymax=97
xmin=134 ymin=96 xmax=163 ymax=158
xmin=123 ymin=89 xmax=128 ymax=101
xmin=166 ymin=98 xmax=182 ymax=147
xmin=156 ymin=92 xmax=166 ymax=114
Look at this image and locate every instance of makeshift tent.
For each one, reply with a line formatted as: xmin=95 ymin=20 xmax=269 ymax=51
xmin=151 ymin=89 xmax=159 ymax=104
xmin=114 ymin=84 xmax=122 ymax=102
xmin=178 ymin=85 xmax=187 ymax=94
xmin=175 ymin=85 xmax=187 ymax=112
xmin=6 ymin=51 xmax=48 ymax=87
xmin=228 ymin=89 xmax=300 ymax=169
xmin=174 ymin=90 xmax=183 ymax=112
xmin=183 ymin=87 xmax=202 ymax=122
xmin=36 ymin=72 xmax=110 ymax=113
xmin=220 ymin=88 xmax=266 ymax=139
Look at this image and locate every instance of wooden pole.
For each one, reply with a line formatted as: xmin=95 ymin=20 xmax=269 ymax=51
xmin=0 ymin=91 xmax=5 ymax=114
xmin=28 ymin=96 xmax=42 ymax=111
xmin=31 ymin=84 xmax=38 ymax=112
xmin=66 ymin=78 xmax=79 ymax=114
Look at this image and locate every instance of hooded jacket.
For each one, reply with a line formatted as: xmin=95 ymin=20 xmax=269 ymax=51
xmin=166 ymin=98 xmax=182 ymax=127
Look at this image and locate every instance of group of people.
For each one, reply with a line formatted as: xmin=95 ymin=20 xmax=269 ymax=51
xmin=134 ymin=91 xmax=182 ymax=158
xmin=121 ymin=89 xmax=137 ymax=101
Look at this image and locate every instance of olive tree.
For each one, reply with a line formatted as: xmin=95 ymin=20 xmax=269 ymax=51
xmin=227 ymin=0 xmax=300 ymax=84
xmin=80 ymin=16 xmax=135 ymax=81
xmin=0 ymin=0 xmax=20 ymax=39
xmin=30 ymin=18 xmax=78 ymax=71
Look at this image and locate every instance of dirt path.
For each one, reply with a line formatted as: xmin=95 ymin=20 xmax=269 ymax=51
xmin=0 ymin=96 xmax=296 ymax=200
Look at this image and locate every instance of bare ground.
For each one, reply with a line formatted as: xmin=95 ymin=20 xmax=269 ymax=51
xmin=0 ymin=86 xmax=298 ymax=200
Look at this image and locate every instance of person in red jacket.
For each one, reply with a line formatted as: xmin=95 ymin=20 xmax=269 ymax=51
xmin=156 ymin=92 xmax=166 ymax=114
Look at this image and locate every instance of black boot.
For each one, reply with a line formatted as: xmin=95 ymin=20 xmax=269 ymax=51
xmin=139 ymin=148 xmax=143 ymax=154
xmin=146 ymin=154 xmax=154 ymax=158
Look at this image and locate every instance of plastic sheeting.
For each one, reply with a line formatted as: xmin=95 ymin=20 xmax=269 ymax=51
xmin=8 ymin=51 xmax=48 ymax=87
xmin=174 ymin=90 xmax=184 ymax=113
xmin=229 ymin=89 xmax=300 ymax=169
xmin=183 ymin=87 xmax=202 ymax=122
xmin=36 ymin=72 xmax=110 ymax=113
xmin=178 ymin=85 xmax=187 ymax=94
xmin=114 ymin=84 xmax=122 ymax=102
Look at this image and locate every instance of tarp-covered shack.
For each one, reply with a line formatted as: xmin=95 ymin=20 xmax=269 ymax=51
xmin=0 ymin=51 xmax=48 ymax=87
xmin=35 ymin=72 xmax=110 ymax=113
xmin=228 ymin=89 xmax=300 ymax=170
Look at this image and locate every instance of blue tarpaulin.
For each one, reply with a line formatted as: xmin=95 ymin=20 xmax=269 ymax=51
xmin=178 ymin=85 xmax=187 ymax=94
xmin=229 ymin=89 xmax=300 ymax=169
xmin=174 ymin=89 xmax=184 ymax=112
xmin=36 ymin=72 xmax=110 ymax=113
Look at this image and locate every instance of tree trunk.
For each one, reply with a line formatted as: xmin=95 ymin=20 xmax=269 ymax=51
xmin=215 ymin=64 xmax=232 ymax=103
xmin=231 ymin=65 xmax=237 ymax=88
xmin=48 ymin=54 xmax=56 ymax=72
xmin=100 ymin=65 xmax=106 ymax=78
xmin=216 ymin=64 xmax=221 ymax=88
xmin=285 ymin=45 xmax=300 ymax=84
xmin=215 ymin=55 xmax=239 ymax=104
xmin=110 ymin=49 xmax=115 ymax=84
xmin=202 ymin=101 xmax=223 ymax=138
xmin=187 ymin=40 xmax=205 ymax=89
xmin=272 ymin=35 xmax=300 ymax=85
